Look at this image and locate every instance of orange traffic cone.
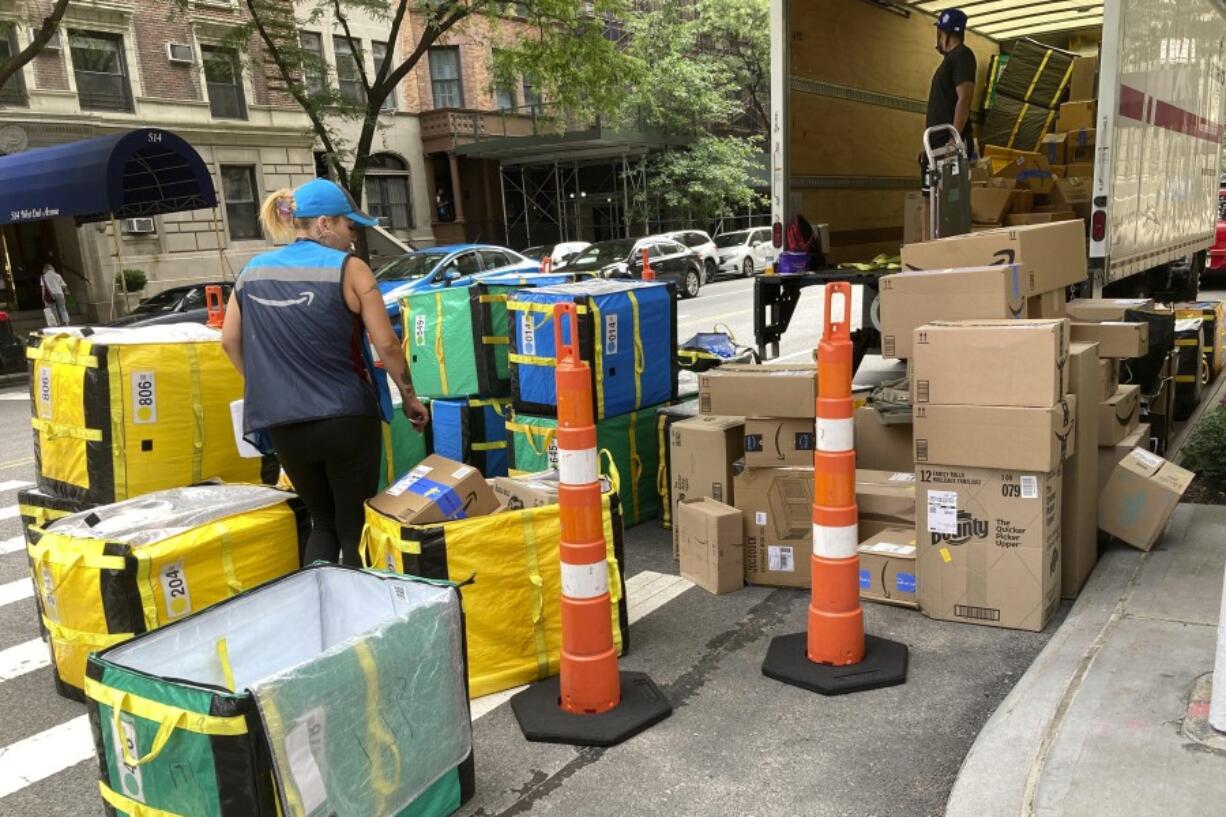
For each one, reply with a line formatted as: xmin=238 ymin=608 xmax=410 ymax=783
xmin=761 ymin=282 xmax=909 ymax=695
xmin=511 ymin=303 xmax=672 ymax=745
xmin=641 ymin=248 xmax=655 ymax=281
xmin=205 ymin=284 xmax=226 ymax=329
xmin=541 ymin=255 xmax=553 ymax=275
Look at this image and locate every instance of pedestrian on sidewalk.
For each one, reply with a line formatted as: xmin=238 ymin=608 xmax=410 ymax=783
xmin=41 ymin=257 xmax=69 ymax=325
xmin=221 ymin=178 xmax=429 ymax=567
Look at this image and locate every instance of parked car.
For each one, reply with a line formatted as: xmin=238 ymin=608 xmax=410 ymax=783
xmin=375 ymin=243 xmax=539 ymax=330
xmin=660 ymin=230 xmax=719 ymax=281
xmin=560 ymin=237 xmax=704 ymax=298
xmin=1210 ymin=186 xmax=1226 ymax=275
xmin=714 ymin=227 xmax=774 ymax=278
xmin=105 ymin=282 xmax=232 ymax=327
xmin=521 ymin=241 xmax=591 ymax=267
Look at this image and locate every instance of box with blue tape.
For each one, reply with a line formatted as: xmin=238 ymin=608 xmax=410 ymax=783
xmin=368 ymin=454 xmax=502 ymax=526
xmin=857 ymin=527 xmax=918 ymax=609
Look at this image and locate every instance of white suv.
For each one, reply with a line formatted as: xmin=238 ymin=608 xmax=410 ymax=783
xmin=661 ymin=230 xmax=719 ymax=282
xmin=714 ymin=227 xmax=773 ymax=278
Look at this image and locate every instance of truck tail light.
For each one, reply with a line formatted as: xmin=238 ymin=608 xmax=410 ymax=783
xmin=1092 ymin=209 xmax=1107 ymax=243
xmin=772 ymin=221 xmax=783 ymax=248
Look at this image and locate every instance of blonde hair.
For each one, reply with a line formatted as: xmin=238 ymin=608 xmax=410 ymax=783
xmin=259 ymin=187 xmax=339 ymax=243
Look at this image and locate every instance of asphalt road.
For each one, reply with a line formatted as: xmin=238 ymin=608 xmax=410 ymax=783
xmin=0 ymin=276 xmax=1058 ymax=816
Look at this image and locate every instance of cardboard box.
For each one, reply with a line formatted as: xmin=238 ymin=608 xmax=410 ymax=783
xmin=854 ymin=407 xmax=914 ymax=473
xmin=911 ymin=319 xmax=1070 ymax=408
xmin=971 ymin=186 xmax=1014 ymax=226
xmin=1005 ymin=212 xmax=1077 ymax=227
xmin=859 ymin=528 xmax=918 ymax=608
xmin=699 ymin=365 xmax=815 ymax=418
xmin=1059 ymin=100 xmax=1096 ymax=132
xmin=1008 ymin=189 xmax=1035 ymax=214
xmin=904 ymin=191 xmax=930 ymax=245
xmin=677 ymin=497 xmax=744 ymax=594
xmin=1097 ymin=357 xmax=1118 ymax=402
xmin=913 ymin=400 xmax=1076 ymax=472
xmin=1065 ymin=161 xmax=1094 ymax=178
xmin=368 ymin=454 xmax=501 ymax=525
xmin=737 ymin=464 xmax=814 ymax=589
xmin=1051 ymin=177 xmax=1093 ymax=220
xmin=901 ymin=221 xmax=1088 ymax=295
xmin=670 ymin=415 xmax=745 ymax=558
xmin=1071 ymin=321 xmax=1149 ymax=359
xmin=1041 ymin=132 xmax=1068 ymax=166
xmin=1062 ymin=343 xmax=1100 ymax=598
xmin=879 ymin=267 xmax=1028 ymax=360
xmin=1067 ymin=298 xmax=1155 ymax=322
xmin=1066 ymin=129 xmax=1096 ymax=164
xmin=1026 ymin=289 xmax=1066 ymax=319
xmin=857 ymin=469 xmax=917 ymax=541
xmin=744 ymin=417 xmax=814 ymax=468
xmin=1098 ymin=384 xmax=1142 ymax=445
xmin=916 ymin=465 xmax=1062 ymax=632
xmin=1049 ymin=163 xmax=1067 ymax=179
xmin=1069 ymin=56 xmax=1097 ymax=101
xmin=492 ymin=470 xmax=612 ymax=510
xmin=1099 ymin=449 xmax=1195 ymax=551
xmin=1098 ymin=422 xmax=1150 ymax=495
xmin=970 ymin=158 xmax=993 ymax=183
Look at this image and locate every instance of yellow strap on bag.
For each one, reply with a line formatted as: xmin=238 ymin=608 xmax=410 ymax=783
xmin=85 ymin=677 xmax=248 ymax=739
xmin=382 ymin=422 xmax=395 ymax=485
xmin=26 ymin=342 xmax=98 ymax=368
xmin=519 ymin=509 xmax=550 ymax=680
xmin=507 ymin=301 xmax=588 ymax=315
xmin=30 ymin=418 xmax=103 ymax=442
xmin=1051 ymin=59 xmax=1075 ymax=108
xmin=477 ymin=294 xmax=507 ymax=304
xmin=656 ymin=415 xmax=670 ymax=528
xmin=1024 ymin=51 xmax=1053 ymax=104
xmin=628 ymin=410 xmax=642 ymax=522
xmin=591 ymin=300 xmax=606 ymax=420
xmin=507 ymin=420 xmax=555 ymax=459
xmin=599 ymin=449 xmax=622 ymax=498
xmin=44 ymin=617 xmax=132 ymax=650
xmin=217 ymin=523 xmax=243 ymax=595
xmin=99 ymin=782 xmax=186 ymax=817
xmin=627 ymin=291 xmax=644 ymax=410
xmin=216 ymin=637 xmax=236 ymax=692
xmin=481 ymin=335 xmax=510 ymax=345
xmin=508 ymin=352 xmax=594 ymax=368
xmin=434 ymin=291 xmax=450 ymax=395
xmin=356 ymin=639 xmax=401 ymax=803
xmin=185 ymin=344 xmax=205 ymax=485
xmin=471 ymin=441 xmax=507 ymax=452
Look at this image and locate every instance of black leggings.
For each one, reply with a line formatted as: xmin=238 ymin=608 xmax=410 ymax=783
xmin=269 ymin=415 xmax=382 ymax=567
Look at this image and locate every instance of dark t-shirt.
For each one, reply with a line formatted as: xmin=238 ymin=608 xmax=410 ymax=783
xmin=927 ymin=43 xmax=977 ymax=147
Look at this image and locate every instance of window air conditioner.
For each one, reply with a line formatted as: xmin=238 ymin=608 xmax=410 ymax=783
xmin=122 ymin=217 xmax=157 ymax=234
xmin=166 ymin=43 xmax=195 ymax=64
xmin=32 ymin=27 xmax=62 ymax=50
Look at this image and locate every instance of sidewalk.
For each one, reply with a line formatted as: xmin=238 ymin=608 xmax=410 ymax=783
xmin=946 ymin=503 xmax=1226 ymax=817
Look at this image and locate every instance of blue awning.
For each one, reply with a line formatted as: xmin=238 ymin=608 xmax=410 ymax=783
xmin=0 ymin=128 xmax=217 ymax=226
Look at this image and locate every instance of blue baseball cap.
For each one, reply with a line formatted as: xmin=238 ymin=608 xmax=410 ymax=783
xmin=936 ymin=8 xmax=968 ymax=34
xmin=293 ymin=178 xmax=378 ymax=227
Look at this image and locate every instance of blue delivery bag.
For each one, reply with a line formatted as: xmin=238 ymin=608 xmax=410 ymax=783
xmin=507 ymin=279 xmax=677 ymax=419
xmin=431 ymin=397 xmax=509 ymax=478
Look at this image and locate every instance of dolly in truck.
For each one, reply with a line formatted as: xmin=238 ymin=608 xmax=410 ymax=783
xmin=759 ymin=0 xmax=1226 ymax=360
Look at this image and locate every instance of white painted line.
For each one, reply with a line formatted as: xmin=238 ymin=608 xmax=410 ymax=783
xmin=470 ymin=570 xmax=695 ymax=720
xmin=0 ymin=392 xmax=27 ymax=402
xmin=0 ymin=715 xmax=94 ymax=799
xmin=0 ymin=506 xmax=19 ymax=522
xmin=0 ymin=578 xmax=33 ymax=608
xmin=0 ymin=481 xmax=32 ymax=493
xmin=0 ymin=638 xmax=50 ymax=682
xmin=0 ymin=536 xmax=24 ymax=556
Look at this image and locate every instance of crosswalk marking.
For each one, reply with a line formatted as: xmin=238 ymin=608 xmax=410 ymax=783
xmin=0 ymin=480 xmax=32 ymax=493
xmin=0 ymin=716 xmax=94 ymax=799
xmin=0 ymin=535 xmax=24 ymax=555
xmin=470 ymin=570 xmax=694 ymax=720
xmin=0 ymin=506 xmax=19 ymax=522
xmin=0 ymin=638 xmax=49 ymax=683
xmin=0 ymin=577 xmax=33 ymax=608
xmin=0 ymin=392 xmax=27 ymax=402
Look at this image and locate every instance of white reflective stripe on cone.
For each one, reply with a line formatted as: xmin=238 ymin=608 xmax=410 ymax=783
xmin=561 ymin=561 xmax=609 ymax=599
xmin=557 ymin=447 xmax=599 ymax=487
xmin=813 ymin=523 xmax=860 ymax=559
xmin=816 ymin=417 xmax=854 ymax=452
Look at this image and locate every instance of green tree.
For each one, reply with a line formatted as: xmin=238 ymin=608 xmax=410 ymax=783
xmin=694 ymin=0 xmax=769 ymax=131
xmin=0 ymin=0 xmax=73 ymax=92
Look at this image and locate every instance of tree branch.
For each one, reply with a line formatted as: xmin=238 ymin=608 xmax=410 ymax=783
xmin=0 ymin=0 xmax=72 ymax=90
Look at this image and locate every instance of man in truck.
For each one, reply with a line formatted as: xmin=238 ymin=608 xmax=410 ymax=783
xmin=920 ymin=8 xmax=977 ymax=183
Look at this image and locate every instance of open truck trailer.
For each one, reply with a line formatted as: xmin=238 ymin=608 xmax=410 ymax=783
xmin=758 ymin=0 xmax=1226 ymax=360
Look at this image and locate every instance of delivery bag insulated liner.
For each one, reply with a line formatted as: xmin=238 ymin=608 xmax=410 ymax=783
xmin=362 ymin=489 xmax=629 ymax=699
xmin=507 ymin=279 xmax=678 ymax=419
xmin=30 ymin=484 xmax=306 ymax=699
xmin=431 ymin=397 xmax=509 ymax=478
xmin=27 ymin=325 xmax=273 ymax=505
xmin=86 ymin=564 xmax=473 ymax=817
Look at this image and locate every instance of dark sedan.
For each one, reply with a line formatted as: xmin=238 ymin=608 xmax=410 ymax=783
xmin=106 ymin=283 xmax=232 ymax=327
xmin=559 ymin=237 xmax=703 ymax=298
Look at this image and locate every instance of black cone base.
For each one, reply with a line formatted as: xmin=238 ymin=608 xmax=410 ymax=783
xmin=510 ymin=671 xmax=672 ymax=747
xmin=761 ymin=632 xmax=909 ymax=696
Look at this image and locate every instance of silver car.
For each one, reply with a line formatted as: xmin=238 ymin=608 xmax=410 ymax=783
xmin=714 ymin=227 xmax=774 ymax=278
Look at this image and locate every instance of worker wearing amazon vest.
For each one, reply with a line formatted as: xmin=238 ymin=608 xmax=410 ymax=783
xmin=222 ymin=178 xmax=429 ymax=567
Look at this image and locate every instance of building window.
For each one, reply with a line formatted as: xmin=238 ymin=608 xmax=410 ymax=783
xmin=428 ymin=46 xmax=463 ymax=108
xmin=333 ymin=36 xmax=366 ymax=106
xmin=221 ymin=165 xmax=261 ymax=240
xmin=523 ymin=73 xmax=541 ymax=114
xmin=202 ymin=46 xmax=246 ymax=120
xmin=299 ymin=31 xmax=325 ymax=95
xmin=491 ymin=49 xmax=516 ymax=111
xmin=372 ymin=40 xmax=394 ymax=111
xmin=69 ymin=30 xmax=133 ymax=112
xmin=365 ymin=153 xmax=412 ymax=230
xmin=0 ymin=26 xmax=27 ymax=107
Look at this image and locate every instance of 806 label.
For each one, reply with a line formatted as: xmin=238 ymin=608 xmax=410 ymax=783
xmin=131 ymin=371 xmax=157 ymax=424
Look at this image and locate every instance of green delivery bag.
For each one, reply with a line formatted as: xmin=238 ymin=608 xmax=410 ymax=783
xmin=402 ymin=285 xmax=509 ymax=399
xmin=506 ymin=404 xmax=663 ymax=526
xmin=379 ymin=392 xmax=432 ymax=491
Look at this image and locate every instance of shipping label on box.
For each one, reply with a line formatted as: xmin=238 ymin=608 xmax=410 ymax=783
xmin=859 ymin=527 xmax=918 ymax=608
xmin=670 ymin=415 xmax=745 ymax=559
xmin=677 ymin=497 xmax=744 ymax=595
xmin=917 ymin=465 xmax=1062 ymax=632
xmin=699 ymin=365 xmax=815 ymax=418
xmin=1067 ymin=298 xmax=1156 ymax=322
xmin=736 ymin=465 xmax=814 ymax=589
xmin=1071 ymin=321 xmax=1149 ymax=358
xmin=1099 ymin=448 xmax=1194 ymax=551
xmin=1098 ymin=384 xmax=1142 ymax=445
xmin=901 ymin=220 xmax=1088 ymax=296
xmin=911 ymin=319 xmax=1069 ymax=408
xmin=913 ymin=399 xmax=1076 ymax=473
xmin=744 ymin=417 xmax=815 ymax=468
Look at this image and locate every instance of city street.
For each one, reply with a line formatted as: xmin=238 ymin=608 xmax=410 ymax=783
xmin=0 ymin=276 xmax=1061 ymax=816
